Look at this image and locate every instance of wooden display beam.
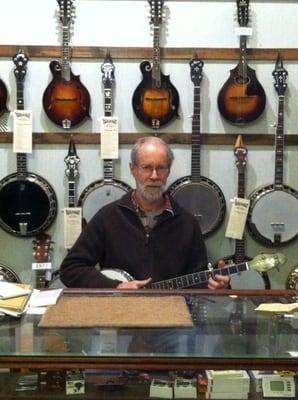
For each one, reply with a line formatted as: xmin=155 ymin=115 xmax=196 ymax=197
xmin=1 ymin=132 xmax=298 ymax=146
xmin=0 ymin=46 xmax=298 ymax=60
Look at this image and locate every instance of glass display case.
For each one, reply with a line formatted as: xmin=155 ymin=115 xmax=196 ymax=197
xmin=0 ymin=289 xmax=297 ymax=399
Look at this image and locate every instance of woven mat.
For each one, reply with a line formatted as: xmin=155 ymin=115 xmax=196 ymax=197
xmin=38 ymin=295 xmax=193 ymax=328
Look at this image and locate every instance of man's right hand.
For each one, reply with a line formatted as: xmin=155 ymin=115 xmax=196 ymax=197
xmin=117 ymin=277 xmax=152 ymax=289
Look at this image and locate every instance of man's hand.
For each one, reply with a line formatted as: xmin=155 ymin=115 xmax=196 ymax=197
xmin=117 ymin=277 xmax=152 ymax=289
xmin=208 ymin=274 xmax=230 ymax=290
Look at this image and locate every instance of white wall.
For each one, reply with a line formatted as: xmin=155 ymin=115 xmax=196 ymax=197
xmin=0 ymin=0 xmax=297 ymax=289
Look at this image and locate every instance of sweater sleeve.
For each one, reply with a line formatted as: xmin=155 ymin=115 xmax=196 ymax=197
xmin=59 ymin=213 xmax=121 ymax=288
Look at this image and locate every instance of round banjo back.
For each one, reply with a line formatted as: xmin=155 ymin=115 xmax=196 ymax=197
xmin=78 ymin=179 xmax=131 ymax=222
xmin=0 ymin=172 xmax=57 ymax=237
xmin=0 ymin=262 xmax=21 ymax=283
xmin=168 ymin=176 xmax=226 ymax=237
xmin=247 ymin=184 xmax=298 ymax=246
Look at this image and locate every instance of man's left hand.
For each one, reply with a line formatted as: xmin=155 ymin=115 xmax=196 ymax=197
xmin=208 ymin=274 xmax=231 ymax=290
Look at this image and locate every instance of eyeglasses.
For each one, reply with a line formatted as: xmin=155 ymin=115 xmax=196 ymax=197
xmin=136 ymin=164 xmax=169 ymax=176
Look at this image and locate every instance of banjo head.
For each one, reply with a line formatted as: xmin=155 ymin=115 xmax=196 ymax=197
xmin=78 ymin=179 xmax=131 ymax=222
xmin=0 ymin=262 xmax=21 ymax=283
xmin=168 ymin=176 xmax=226 ymax=237
xmin=0 ymin=172 xmax=57 ymax=237
xmin=247 ymin=185 xmax=298 ymax=246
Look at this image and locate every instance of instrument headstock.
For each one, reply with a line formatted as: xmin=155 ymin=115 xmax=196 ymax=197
xmin=237 ymin=0 xmax=250 ymax=27
xmin=64 ymin=138 xmax=80 ymax=181
xmin=33 ymin=233 xmax=53 ymax=263
xmin=248 ymin=253 xmax=286 ymax=273
xmin=13 ymin=49 xmax=28 ymax=82
xmin=234 ymin=135 xmax=248 ymax=174
xmin=57 ymin=0 xmax=75 ymax=27
xmin=101 ymin=53 xmax=115 ymax=89
xmin=149 ymin=0 xmax=164 ymax=27
xmin=273 ymin=54 xmax=288 ymax=96
xmin=189 ymin=57 xmax=204 ymax=86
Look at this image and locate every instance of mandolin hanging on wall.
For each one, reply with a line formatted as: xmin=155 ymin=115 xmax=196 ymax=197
xmin=132 ymin=0 xmax=179 ymax=129
xmin=42 ymin=0 xmax=90 ymax=130
xmin=217 ymin=0 xmax=266 ymax=125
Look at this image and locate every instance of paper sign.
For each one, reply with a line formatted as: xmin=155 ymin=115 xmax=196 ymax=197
xmin=64 ymin=207 xmax=82 ymax=249
xmin=100 ymin=116 xmax=119 ymax=159
xmin=225 ymin=197 xmax=250 ymax=239
xmin=13 ymin=110 xmax=32 ymax=153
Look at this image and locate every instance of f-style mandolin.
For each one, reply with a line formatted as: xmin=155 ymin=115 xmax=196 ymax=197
xmin=43 ymin=0 xmax=90 ymax=129
xmin=217 ymin=0 xmax=266 ymax=124
xmin=132 ymin=0 xmax=179 ymax=129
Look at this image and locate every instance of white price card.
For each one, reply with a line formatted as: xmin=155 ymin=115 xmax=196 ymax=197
xmin=64 ymin=207 xmax=82 ymax=249
xmin=13 ymin=110 xmax=32 ymax=153
xmin=100 ymin=116 xmax=119 ymax=159
xmin=225 ymin=197 xmax=250 ymax=239
xmin=234 ymin=27 xmax=253 ymax=36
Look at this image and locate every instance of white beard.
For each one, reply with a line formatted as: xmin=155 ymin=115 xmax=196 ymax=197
xmin=137 ymin=183 xmax=165 ymax=202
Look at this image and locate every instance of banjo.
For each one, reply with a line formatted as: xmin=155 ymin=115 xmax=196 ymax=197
xmin=0 ymin=50 xmax=58 ymax=237
xmin=247 ymin=54 xmax=298 ymax=246
xmin=0 ymin=261 xmax=21 ymax=283
xmin=167 ymin=58 xmax=226 ymax=236
xmin=100 ymin=253 xmax=285 ymax=289
xmin=78 ymin=53 xmax=131 ymax=222
xmin=216 ymin=136 xmax=270 ymax=289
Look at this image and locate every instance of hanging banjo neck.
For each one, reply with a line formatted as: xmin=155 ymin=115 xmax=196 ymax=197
xmin=77 ymin=53 xmax=131 ymax=222
xmin=247 ymin=54 xmax=298 ymax=246
xmin=167 ymin=57 xmax=226 ymax=237
xmin=0 ymin=50 xmax=57 ymax=237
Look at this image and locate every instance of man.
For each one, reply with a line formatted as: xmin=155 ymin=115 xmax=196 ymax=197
xmin=60 ymin=136 xmax=230 ymax=290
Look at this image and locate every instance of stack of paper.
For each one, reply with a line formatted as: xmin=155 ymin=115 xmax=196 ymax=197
xmin=204 ymin=370 xmax=250 ymax=399
xmin=0 ymin=282 xmax=32 ymax=317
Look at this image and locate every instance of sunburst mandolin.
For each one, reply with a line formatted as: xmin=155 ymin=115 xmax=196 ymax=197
xmin=217 ymin=0 xmax=266 ymax=125
xmin=42 ymin=0 xmax=90 ymax=129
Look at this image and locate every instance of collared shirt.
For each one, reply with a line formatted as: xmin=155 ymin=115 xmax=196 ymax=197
xmin=131 ymin=190 xmax=174 ymax=232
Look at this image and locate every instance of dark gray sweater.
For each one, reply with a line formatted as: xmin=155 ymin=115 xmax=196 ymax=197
xmin=60 ymin=192 xmax=207 ymax=288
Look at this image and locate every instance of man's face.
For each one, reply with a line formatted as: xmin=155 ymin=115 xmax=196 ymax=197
xmin=130 ymin=143 xmax=170 ymax=202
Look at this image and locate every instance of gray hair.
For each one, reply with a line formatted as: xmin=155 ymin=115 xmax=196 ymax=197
xmin=130 ymin=136 xmax=174 ymax=167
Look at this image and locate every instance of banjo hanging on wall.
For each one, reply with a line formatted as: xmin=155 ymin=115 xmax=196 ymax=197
xmin=247 ymin=54 xmax=298 ymax=246
xmin=78 ymin=53 xmax=131 ymax=222
xmin=0 ymin=50 xmax=58 ymax=237
xmin=167 ymin=57 xmax=226 ymax=237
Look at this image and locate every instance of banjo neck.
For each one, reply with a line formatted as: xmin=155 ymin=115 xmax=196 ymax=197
xmin=233 ymin=136 xmax=248 ymax=264
xmin=191 ymin=83 xmax=202 ymax=182
xmin=149 ymin=262 xmax=249 ymax=289
xmin=14 ymin=51 xmax=28 ymax=177
xmin=101 ymin=53 xmax=115 ymax=183
xmin=274 ymin=95 xmax=285 ymax=189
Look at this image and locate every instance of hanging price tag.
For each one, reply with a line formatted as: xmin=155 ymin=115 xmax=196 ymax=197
xmin=100 ymin=116 xmax=119 ymax=159
xmin=13 ymin=110 xmax=32 ymax=153
xmin=225 ymin=197 xmax=250 ymax=239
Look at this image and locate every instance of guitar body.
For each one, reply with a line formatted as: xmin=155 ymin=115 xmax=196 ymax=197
xmin=43 ymin=61 xmax=90 ymax=128
xmin=0 ymin=172 xmax=57 ymax=237
xmin=132 ymin=61 xmax=179 ymax=128
xmin=168 ymin=176 xmax=226 ymax=237
xmin=218 ymin=64 xmax=266 ymax=124
xmin=247 ymin=184 xmax=298 ymax=246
